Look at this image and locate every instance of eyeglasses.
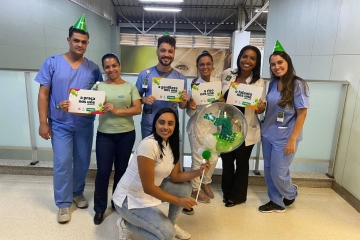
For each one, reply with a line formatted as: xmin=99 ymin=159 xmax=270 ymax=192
xmin=198 ymin=62 xmax=213 ymax=68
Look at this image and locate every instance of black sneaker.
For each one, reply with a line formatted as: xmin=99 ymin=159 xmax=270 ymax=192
xmin=283 ymin=184 xmax=298 ymax=206
xmin=182 ymin=208 xmax=194 ymax=215
xmin=283 ymin=198 xmax=295 ymax=206
xmin=259 ymin=201 xmax=285 ymax=213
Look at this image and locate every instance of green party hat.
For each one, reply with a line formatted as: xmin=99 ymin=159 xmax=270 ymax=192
xmin=73 ymin=14 xmax=87 ymax=32
xmin=163 ymin=30 xmax=170 ymax=37
xmin=273 ymin=40 xmax=285 ymax=52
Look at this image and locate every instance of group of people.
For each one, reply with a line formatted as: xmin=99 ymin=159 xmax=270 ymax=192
xmin=35 ymin=14 xmax=309 ymax=240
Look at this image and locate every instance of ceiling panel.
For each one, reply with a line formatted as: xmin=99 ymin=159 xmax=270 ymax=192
xmin=113 ymin=0 xmax=268 ymax=36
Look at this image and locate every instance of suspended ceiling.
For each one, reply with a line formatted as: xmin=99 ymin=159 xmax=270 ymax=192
xmin=112 ymin=0 xmax=268 ymax=37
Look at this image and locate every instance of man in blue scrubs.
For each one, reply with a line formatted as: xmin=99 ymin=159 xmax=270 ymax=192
xmin=35 ymin=14 xmax=102 ymax=223
xmin=136 ymin=33 xmax=188 ymax=138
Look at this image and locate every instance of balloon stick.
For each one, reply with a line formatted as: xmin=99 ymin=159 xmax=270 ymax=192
xmin=195 ymin=168 xmax=205 ymax=202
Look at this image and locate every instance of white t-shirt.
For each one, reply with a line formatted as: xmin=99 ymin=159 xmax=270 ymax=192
xmin=112 ymin=135 xmax=175 ymax=209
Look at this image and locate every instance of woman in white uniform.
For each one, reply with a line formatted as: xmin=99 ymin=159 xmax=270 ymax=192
xmin=184 ymin=51 xmax=221 ymax=211
xmin=219 ymin=45 xmax=266 ymax=207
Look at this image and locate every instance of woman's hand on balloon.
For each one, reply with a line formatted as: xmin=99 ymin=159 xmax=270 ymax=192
xmin=219 ymin=95 xmax=226 ymax=102
xmin=178 ymin=197 xmax=197 ymax=210
xmin=189 ymin=98 xmax=197 ymax=110
xmin=200 ymin=161 xmax=211 ymax=173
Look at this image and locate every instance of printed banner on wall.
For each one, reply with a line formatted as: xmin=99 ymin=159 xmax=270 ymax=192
xmin=121 ymin=45 xmax=232 ymax=77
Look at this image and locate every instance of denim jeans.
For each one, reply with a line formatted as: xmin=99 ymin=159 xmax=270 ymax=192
xmin=94 ymin=130 xmax=136 ymax=213
xmin=50 ymin=120 xmax=94 ymax=208
xmin=262 ymin=137 xmax=298 ymax=207
xmin=115 ymin=178 xmax=192 ymax=240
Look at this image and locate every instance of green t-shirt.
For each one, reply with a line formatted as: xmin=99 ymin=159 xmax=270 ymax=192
xmin=95 ymin=81 xmax=141 ymax=134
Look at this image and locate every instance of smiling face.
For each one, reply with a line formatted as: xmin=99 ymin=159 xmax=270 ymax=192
xmin=67 ymin=32 xmax=89 ymax=56
xmin=239 ymin=49 xmax=257 ymax=72
xmin=270 ymin=54 xmax=289 ymax=79
xmin=157 ymin=43 xmax=175 ymax=67
xmin=155 ymin=112 xmax=176 ymax=142
xmin=103 ymin=57 xmax=121 ymax=81
xmin=197 ymin=56 xmax=214 ymax=80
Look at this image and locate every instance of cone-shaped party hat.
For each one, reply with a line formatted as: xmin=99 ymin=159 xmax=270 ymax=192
xmin=273 ymin=40 xmax=285 ymax=52
xmin=163 ymin=30 xmax=170 ymax=37
xmin=73 ymin=14 xmax=87 ymax=32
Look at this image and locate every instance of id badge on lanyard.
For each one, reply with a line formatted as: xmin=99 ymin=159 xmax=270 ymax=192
xmin=142 ymin=69 xmax=151 ymax=89
xmin=277 ymin=111 xmax=284 ymax=122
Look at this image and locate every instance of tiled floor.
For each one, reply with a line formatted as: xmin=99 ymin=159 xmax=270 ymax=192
xmin=0 ymin=174 xmax=359 ymax=240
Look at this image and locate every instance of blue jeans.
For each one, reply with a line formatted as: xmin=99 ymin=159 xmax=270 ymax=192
xmin=115 ymin=178 xmax=192 ymax=240
xmin=262 ymin=137 xmax=298 ymax=207
xmin=94 ymin=130 xmax=136 ymax=213
xmin=50 ymin=120 xmax=94 ymax=208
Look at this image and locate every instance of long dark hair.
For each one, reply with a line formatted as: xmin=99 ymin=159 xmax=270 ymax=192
xmin=231 ymin=45 xmax=261 ymax=84
xmin=269 ymin=51 xmax=309 ymax=108
xmin=151 ymin=108 xmax=180 ymax=164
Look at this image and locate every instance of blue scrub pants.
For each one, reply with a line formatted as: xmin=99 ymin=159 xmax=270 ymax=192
xmin=261 ymin=137 xmax=298 ymax=208
xmin=141 ymin=124 xmax=152 ymax=139
xmin=50 ymin=120 xmax=94 ymax=208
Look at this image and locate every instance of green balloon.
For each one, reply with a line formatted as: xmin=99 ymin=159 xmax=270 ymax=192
xmin=231 ymin=132 xmax=244 ymax=148
xmin=212 ymin=132 xmax=220 ymax=140
xmin=216 ymin=139 xmax=231 ymax=152
xmin=202 ymin=150 xmax=211 ymax=160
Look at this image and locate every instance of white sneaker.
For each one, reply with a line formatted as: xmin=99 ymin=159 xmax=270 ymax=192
xmin=117 ymin=217 xmax=131 ymax=240
xmin=174 ymin=224 xmax=191 ymax=239
xmin=73 ymin=195 xmax=88 ymax=209
xmin=57 ymin=207 xmax=70 ymax=223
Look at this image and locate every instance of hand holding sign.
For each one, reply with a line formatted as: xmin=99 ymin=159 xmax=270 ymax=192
xmin=226 ymin=83 xmax=263 ymax=110
xmin=68 ymin=89 xmax=105 ymax=114
xmin=151 ymin=78 xmax=185 ymax=102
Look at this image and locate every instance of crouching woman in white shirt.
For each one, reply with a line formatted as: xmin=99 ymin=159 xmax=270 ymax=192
xmin=113 ymin=108 xmax=211 ymax=240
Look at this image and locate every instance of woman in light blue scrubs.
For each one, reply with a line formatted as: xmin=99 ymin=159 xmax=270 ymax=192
xmin=259 ymin=44 xmax=309 ymax=213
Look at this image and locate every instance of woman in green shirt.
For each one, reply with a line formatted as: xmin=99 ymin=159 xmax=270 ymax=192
xmin=93 ymin=53 xmax=142 ymax=225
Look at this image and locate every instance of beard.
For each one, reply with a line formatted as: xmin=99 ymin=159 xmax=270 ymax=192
xmin=159 ymin=57 xmax=173 ymax=66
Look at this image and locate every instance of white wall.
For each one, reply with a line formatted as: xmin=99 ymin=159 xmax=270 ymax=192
xmin=264 ymin=0 xmax=360 ymax=200
xmin=0 ymin=0 xmax=114 ymax=70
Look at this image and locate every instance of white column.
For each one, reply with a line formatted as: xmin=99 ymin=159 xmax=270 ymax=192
xmin=231 ymin=30 xmax=251 ymax=69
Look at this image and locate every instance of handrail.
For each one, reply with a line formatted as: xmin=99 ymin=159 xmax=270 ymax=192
xmin=0 ymin=70 xmax=349 ymax=177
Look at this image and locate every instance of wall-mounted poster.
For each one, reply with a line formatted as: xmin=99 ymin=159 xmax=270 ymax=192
xmin=121 ymin=45 xmax=232 ymax=77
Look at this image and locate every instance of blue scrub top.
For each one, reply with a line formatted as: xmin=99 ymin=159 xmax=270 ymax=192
xmin=135 ymin=66 xmax=187 ymax=130
xmin=35 ymin=54 xmax=103 ymax=128
xmin=261 ymin=79 xmax=309 ymax=148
